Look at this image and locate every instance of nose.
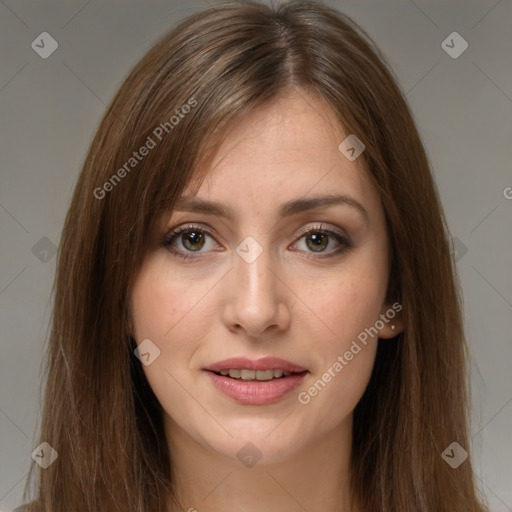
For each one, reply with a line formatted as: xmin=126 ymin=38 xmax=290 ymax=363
xmin=222 ymin=246 xmax=292 ymax=338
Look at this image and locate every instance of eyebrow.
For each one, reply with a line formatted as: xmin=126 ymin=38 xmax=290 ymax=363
xmin=174 ymin=193 xmax=369 ymax=223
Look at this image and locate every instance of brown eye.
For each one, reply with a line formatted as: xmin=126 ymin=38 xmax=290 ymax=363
xmin=161 ymin=224 xmax=218 ymax=260
xmin=180 ymin=229 xmax=206 ymax=251
xmin=293 ymin=226 xmax=352 ymax=257
xmin=162 ymin=223 xmax=352 ymax=262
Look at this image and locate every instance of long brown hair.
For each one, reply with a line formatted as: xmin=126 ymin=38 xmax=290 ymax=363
xmin=20 ymin=1 xmax=489 ymax=511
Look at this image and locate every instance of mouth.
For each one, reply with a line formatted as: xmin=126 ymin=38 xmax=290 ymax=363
xmin=203 ymin=357 xmax=308 ymax=405
xmin=211 ymin=368 xmax=303 ymax=381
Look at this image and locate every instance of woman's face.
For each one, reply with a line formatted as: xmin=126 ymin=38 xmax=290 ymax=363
xmin=130 ymin=90 xmax=400 ymax=465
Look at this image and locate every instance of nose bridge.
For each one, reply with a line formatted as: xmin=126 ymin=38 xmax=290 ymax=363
xmin=226 ymin=237 xmax=287 ymax=334
xmin=235 ymin=239 xmax=276 ymax=307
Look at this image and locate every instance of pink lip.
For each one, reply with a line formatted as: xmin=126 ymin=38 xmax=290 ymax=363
xmin=204 ymin=357 xmax=307 ymax=373
xmin=205 ymin=371 xmax=308 ymax=405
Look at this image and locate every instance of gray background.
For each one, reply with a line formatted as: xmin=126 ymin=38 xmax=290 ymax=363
xmin=0 ymin=0 xmax=511 ymax=510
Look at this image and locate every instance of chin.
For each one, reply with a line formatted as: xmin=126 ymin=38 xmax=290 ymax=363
xmin=188 ymin=413 xmax=329 ymax=467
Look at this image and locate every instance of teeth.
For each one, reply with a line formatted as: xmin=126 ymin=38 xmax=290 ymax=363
xmin=240 ymin=369 xmax=256 ymax=380
xmin=218 ymin=369 xmax=295 ymax=380
xmin=255 ymin=370 xmax=274 ymax=380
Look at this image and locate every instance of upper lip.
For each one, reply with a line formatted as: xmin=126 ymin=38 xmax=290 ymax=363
xmin=204 ymin=357 xmax=307 ymax=373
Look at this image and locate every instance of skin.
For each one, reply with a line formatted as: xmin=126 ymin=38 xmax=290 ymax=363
xmin=130 ymin=88 xmax=403 ymax=512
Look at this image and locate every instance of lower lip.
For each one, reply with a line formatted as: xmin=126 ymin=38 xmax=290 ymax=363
xmin=205 ymin=371 xmax=308 ymax=405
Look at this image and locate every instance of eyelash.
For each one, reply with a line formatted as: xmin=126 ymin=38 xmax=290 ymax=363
xmin=161 ymin=223 xmax=353 ymax=262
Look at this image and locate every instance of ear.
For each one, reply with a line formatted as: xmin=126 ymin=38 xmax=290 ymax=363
xmin=377 ymin=301 xmax=403 ymax=339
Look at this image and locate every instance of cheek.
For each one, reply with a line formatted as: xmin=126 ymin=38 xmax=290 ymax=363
xmin=130 ymin=253 xmax=220 ymax=384
xmin=295 ymin=277 xmax=381 ymax=432
xmin=294 ymin=264 xmax=386 ymax=412
xmin=130 ymin=253 xmax=208 ymax=341
xmin=131 ymin=257 xmax=175 ymax=338
xmin=129 ymin=256 xmax=210 ymax=425
xmin=309 ymin=267 xmax=387 ymax=346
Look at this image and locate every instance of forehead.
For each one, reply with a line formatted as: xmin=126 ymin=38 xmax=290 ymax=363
xmin=178 ymin=91 xmax=382 ymax=224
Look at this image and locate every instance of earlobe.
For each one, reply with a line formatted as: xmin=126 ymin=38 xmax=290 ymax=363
xmin=378 ymin=301 xmax=403 ymax=339
xmin=379 ymin=322 xmax=402 ymax=339
xmin=379 ymin=321 xmax=403 ymax=339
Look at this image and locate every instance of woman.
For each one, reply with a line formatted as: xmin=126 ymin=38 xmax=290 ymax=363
xmin=17 ymin=1 xmax=490 ymax=511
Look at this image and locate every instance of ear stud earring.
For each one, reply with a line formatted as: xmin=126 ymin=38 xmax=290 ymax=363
xmin=391 ymin=325 xmax=396 ymax=330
